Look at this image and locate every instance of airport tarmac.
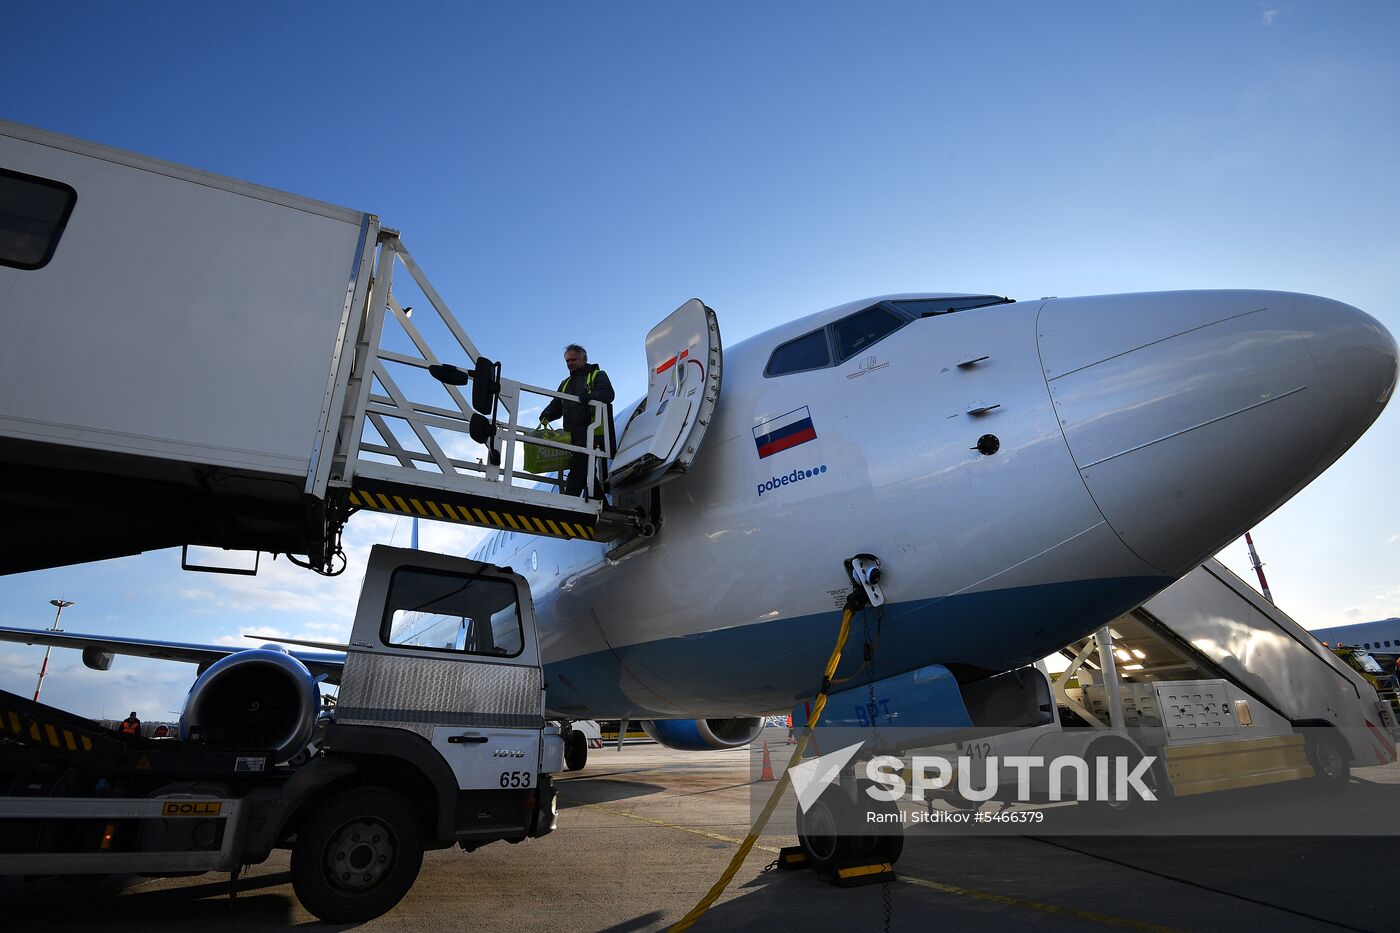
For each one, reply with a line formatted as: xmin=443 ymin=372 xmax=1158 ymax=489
xmin=7 ymin=736 xmax=1399 ymax=932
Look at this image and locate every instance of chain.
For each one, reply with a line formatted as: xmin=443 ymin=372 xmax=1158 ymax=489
xmin=760 ymin=857 xmax=779 ymax=873
xmin=863 ymin=605 xmax=882 ymax=747
xmin=864 ymin=604 xmax=893 ymax=933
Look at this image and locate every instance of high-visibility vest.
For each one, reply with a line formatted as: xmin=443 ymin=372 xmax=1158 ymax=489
xmin=119 ymin=719 xmax=140 ymax=735
xmin=558 ymin=369 xmax=607 ymax=437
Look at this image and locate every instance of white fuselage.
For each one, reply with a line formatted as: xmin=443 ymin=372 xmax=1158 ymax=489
xmin=473 ymin=291 xmax=1396 ymax=720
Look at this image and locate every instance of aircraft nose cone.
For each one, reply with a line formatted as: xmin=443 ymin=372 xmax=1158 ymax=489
xmin=1039 ymin=291 xmax=1397 ymax=576
xmin=1296 ymin=293 xmax=1398 ymax=444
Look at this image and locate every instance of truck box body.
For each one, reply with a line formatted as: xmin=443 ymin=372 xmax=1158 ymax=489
xmin=0 ymin=120 xmax=377 ymax=570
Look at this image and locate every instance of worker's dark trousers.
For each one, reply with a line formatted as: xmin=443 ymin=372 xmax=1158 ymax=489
xmin=563 ymin=431 xmax=608 ymax=498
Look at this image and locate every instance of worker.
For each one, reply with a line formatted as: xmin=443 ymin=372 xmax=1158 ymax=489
xmin=118 ymin=711 xmax=141 ymax=736
xmin=540 ymin=344 xmax=615 ymax=498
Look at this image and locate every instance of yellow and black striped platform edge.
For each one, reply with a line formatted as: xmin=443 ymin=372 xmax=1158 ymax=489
xmin=348 ymin=482 xmax=598 ymax=541
xmin=2 ymin=706 xmax=95 ymax=752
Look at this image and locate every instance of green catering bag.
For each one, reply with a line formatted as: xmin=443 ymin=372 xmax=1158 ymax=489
xmin=523 ymin=427 xmax=573 ymax=474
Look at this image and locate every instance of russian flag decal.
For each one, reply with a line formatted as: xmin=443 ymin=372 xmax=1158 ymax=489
xmin=753 ymin=406 xmax=818 ymax=459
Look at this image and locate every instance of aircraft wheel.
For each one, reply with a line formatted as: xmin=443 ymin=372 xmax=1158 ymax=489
xmin=846 ymin=792 xmax=904 ymax=866
xmin=291 ymin=787 xmax=423 ymax=922
xmin=565 ymin=731 xmax=589 ymax=771
xmin=796 ymin=786 xmax=858 ymax=872
xmin=1306 ymin=730 xmax=1350 ymax=791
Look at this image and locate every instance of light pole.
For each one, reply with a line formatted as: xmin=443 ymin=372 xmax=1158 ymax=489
xmin=33 ymin=599 xmax=73 ymax=703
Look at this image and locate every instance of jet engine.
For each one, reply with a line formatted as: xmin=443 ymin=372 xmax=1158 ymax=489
xmin=640 ymin=717 xmax=765 ymax=751
xmin=180 ymin=648 xmax=320 ymax=763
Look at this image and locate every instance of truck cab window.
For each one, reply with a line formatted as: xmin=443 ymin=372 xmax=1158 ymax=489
xmin=383 ymin=567 xmax=523 ymax=657
xmin=0 ymin=168 xmax=77 ymax=270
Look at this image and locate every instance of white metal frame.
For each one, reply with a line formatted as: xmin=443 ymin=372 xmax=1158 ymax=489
xmin=1048 ymin=634 xmax=1110 ymax=730
xmin=322 ymin=233 xmax=612 ymax=511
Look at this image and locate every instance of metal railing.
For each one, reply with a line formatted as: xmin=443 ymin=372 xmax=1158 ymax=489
xmin=326 ymin=233 xmax=612 ymax=512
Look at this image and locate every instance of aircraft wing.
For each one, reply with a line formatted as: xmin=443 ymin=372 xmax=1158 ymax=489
xmin=0 ymin=625 xmax=347 ymax=683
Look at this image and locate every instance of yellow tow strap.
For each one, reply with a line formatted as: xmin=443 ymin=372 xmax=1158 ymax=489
xmin=667 ymin=601 xmax=859 ymax=932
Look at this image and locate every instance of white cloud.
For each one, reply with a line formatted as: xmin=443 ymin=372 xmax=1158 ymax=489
xmin=215 ymin=622 xmax=348 ymax=648
xmin=1259 ymin=5 xmax=1279 ymax=26
xmin=0 ymin=651 xmax=195 ymax=722
xmin=1386 ymin=533 xmax=1400 ymax=544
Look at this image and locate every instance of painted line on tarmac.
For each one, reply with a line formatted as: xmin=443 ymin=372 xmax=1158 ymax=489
xmin=576 ymin=800 xmax=1184 ymax=932
xmin=899 ymin=876 xmax=1186 ymax=933
xmin=576 ymin=801 xmax=782 ymax=854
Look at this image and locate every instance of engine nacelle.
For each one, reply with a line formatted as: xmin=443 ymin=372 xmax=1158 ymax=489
xmin=640 ymin=717 xmax=765 ymax=751
xmin=180 ymin=648 xmax=319 ymax=763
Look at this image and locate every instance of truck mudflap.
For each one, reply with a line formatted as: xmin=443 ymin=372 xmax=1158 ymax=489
xmin=237 ymin=756 xmax=359 ymax=862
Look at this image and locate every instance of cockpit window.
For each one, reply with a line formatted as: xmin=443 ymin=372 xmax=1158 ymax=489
xmin=888 ymin=296 xmax=1012 ymax=317
xmin=832 ymin=306 xmax=905 ymax=364
xmin=765 ymin=329 xmax=832 ymax=376
xmin=765 ymin=295 xmax=1014 ymax=378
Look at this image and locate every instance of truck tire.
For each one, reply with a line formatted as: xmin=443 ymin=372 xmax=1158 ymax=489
xmin=565 ymin=731 xmax=589 ymax=771
xmin=1305 ymin=730 xmax=1350 ymax=791
xmin=290 ymin=787 xmax=424 ymax=922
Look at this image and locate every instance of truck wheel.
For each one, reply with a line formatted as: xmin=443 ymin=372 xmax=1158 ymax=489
xmin=1306 ymin=731 xmax=1350 ymax=790
xmin=565 ymin=731 xmax=589 ymax=771
xmin=291 ymin=787 xmax=424 ymax=922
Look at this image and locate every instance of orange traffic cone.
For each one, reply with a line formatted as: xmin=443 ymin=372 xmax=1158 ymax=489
xmin=758 ymin=740 xmax=776 ymax=782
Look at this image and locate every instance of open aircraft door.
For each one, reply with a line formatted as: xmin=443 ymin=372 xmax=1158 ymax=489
xmin=609 ymin=299 xmax=722 ymax=490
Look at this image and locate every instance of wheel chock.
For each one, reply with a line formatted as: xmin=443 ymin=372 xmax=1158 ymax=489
xmin=776 ymin=845 xmax=808 ymax=870
xmin=828 ymin=859 xmax=896 ymax=888
xmin=775 ymin=846 xmax=895 ymax=886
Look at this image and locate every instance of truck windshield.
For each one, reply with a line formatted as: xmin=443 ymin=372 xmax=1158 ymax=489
xmin=1349 ymin=650 xmax=1384 ymax=674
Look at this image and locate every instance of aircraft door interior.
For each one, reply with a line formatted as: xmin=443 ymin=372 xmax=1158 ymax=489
xmin=610 ymin=299 xmax=722 ymax=490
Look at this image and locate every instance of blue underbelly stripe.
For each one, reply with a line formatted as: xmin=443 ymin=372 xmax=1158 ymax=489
xmin=543 ymin=574 xmax=1172 ymax=719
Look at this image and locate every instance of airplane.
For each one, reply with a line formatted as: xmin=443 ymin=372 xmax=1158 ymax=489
xmin=1311 ymin=618 xmax=1400 ymax=652
xmin=2 ymin=288 xmax=1396 ymax=760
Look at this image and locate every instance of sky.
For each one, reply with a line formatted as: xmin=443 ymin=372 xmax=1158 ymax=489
xmin=2 ymin=1 xmax=1398 ymax=719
